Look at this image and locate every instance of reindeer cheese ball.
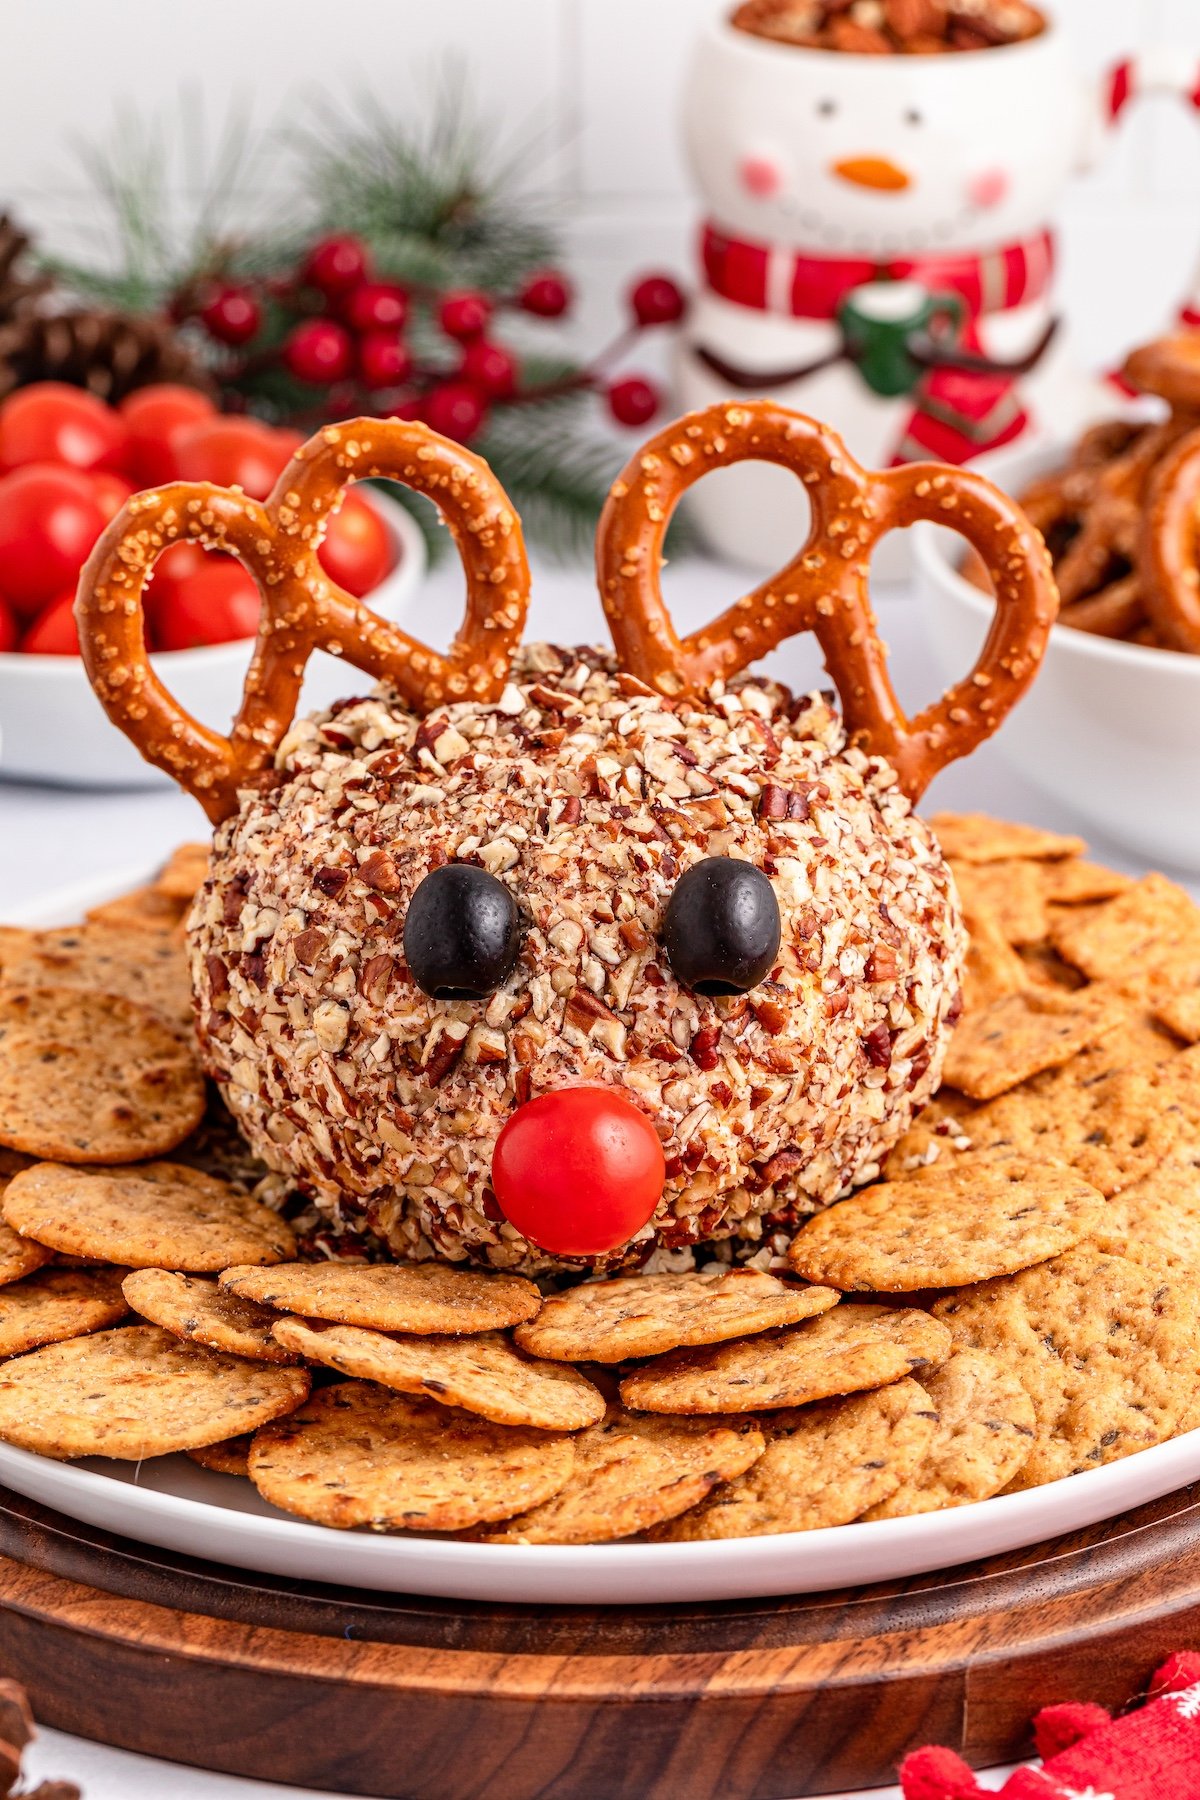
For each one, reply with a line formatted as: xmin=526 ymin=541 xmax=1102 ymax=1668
xmin=78 ymin=406 xmax=1054 ymax=1274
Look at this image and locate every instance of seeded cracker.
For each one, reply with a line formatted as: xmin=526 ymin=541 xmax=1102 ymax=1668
xmin=487 ymin=1406 xmax=767 ymax=1543
xmin=929 ymin=814 xmax=1086 ymax=864
xmin=787 ymin=1156 xmax=1103 ymax=1290
xmin=0 ymin=1175 xmax=50 ymax=1288
xmin=86 ymin=883 xmax=187 ymax=936
xmin=951 ymin=1050 xmax=1188 ymax=1196
xmin=513 ymin=1268 xmax=839 ymax=1364
xmin=953 ymin=860 xmax=1048 ymax=947
xmin=859 ymin=1350 xmax=1036 ymax=1517
xmin=932 ymin=1246 xmax=1200 ymax=1487
xmin=0 ymin=1326 xmax=310 ymax=1460
xmin=271 ymin=1317 xmax=606 ymax=1430
xmin=620 ymin=1305 xmax=951 ymax=1414
xmin=3 ymin=1161 xmax=295 ymax=1270
xmin=1041 ymin=860 xmax=1131 ymax=906
xmin=655 ymin=1379 xmax=937 ymax=1540
xmin=0 ymin=988 xmax=205 ymax=1163
xmin=123 ymin=1270 xmax=301 ymax=1364
xmin=962 ymin=906 xmax=1030 ymax=1011
xmin=1090 ymin=1148 xmax=1200 ymax=1278
xmin=219 ymin=1261 xmax=540 ymax=1333
xmin=248 ymin=1382 xmax=575 ymax=1531
xmin=0 ymin=923 xmax=193 ymax=1037
xmin=1048 ymin=873 xmax=1200 ymax=979
xmin=155 ymin=842 xmax=209 ymax=903
xmin=187 ymin=1434 xmax=252 ymax=1477
xmin=941 ymin=985 xmax=1124 ymax=1101
xmin=0 ymin=1268 xmax=128 ymax=1358
xmin=1144 ymin=955 xmax=1200 ymax=1045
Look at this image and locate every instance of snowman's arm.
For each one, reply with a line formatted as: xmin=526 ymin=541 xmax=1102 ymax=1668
xmin=690 ymin=341 xmax=847 ymax=390
xmin=910 ymin=316 xmax=1059 ymax=379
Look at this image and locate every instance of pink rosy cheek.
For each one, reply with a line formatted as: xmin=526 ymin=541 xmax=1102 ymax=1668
xmin=739 ymin=155 xmax=784 ymax=197
xmin=967 ymin=167 xmax=1010 ymax=210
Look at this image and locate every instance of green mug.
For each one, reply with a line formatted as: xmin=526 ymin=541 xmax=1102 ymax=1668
xmin=837 ymin=280 xmax=965 ymax=398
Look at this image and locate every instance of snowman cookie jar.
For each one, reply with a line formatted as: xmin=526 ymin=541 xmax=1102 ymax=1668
xmin=674 ymin=4 xmax=1193 ymax=571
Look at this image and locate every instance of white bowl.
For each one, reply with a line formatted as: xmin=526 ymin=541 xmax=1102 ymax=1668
xmin=0 ymin=492 xmax=427 ymax=790
xmin=913 ymin=441 xmax=1200 ymax=874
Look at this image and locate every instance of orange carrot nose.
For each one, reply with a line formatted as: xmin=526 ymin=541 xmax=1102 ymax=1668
xmin=831 ymin=156 xmax=911 ymax=192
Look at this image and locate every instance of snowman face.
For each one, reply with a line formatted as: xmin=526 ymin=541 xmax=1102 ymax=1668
xmin=684 ymin=23 xmax=1082 ymax=257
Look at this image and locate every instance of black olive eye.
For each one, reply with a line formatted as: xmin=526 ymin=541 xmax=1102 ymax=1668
xmin=403 ymin=864 xmax=521 ymax=1001
xmin=662 ymin=858 xmax=781 ymax=997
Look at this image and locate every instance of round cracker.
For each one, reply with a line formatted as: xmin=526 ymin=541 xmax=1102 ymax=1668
xmin=513 ymin=1268 xmax=839 ymax=1364
xmin=219 ymin=1261 xmax=539 ymax=1334
xmin=0 ymin=923 xmax=193 ymax=1036
xmin=123 ymin=1270 xmax=300 ymax=1365
xmin=186 ymin=1434 xmax=252 ymax=1477
xmin=271 ymin=1318 xmax=605 ymax=1431
xmin=0 ymin=1175 xmax=52 ymax=1288
xmin=488 ymin=1407 xmax=767 ymax=1544
xmin=859 ymin=1350 xmax=1036 ymax=1519
xmin=656 ymin=1379 xmax=938 ymax=1540
xmin=4 ymin=1161 xmax=295 ymax=1271
xmin=932 ymin=1246 xmax=1199 ymax=1488
xmin=0 ymin=1267 xmax=129 ymax=1359
xmin=0 ymin=988 xmax=204 ymax=1163
xmin=248 ymin=1383 xmax=575 ymax=1532
xmin=787 ymin=1156 xmax=1104 ymax=1292
xmin=620 ymin=1304 xmax=952 ymax=1415
xmin=0 ymin=1326 xmax=310 ymax=1460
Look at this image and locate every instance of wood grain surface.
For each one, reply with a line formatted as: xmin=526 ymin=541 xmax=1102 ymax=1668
xmin=0 ymin=1481 xmax=1195 ymax=1798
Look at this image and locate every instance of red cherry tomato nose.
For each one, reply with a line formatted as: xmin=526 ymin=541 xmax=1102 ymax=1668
xmin=491 ymin=1088 xmax=666 ymax=1258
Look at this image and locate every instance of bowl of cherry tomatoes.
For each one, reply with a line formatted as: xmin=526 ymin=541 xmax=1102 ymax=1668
xmin=0 ymin=381 xmax=426 ymax=788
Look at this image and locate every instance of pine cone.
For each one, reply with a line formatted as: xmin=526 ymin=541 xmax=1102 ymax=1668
xmin=0 ymin=216 xmax=51 ymax=324
xmin=0 ymin=307 xmax=207 ymax=404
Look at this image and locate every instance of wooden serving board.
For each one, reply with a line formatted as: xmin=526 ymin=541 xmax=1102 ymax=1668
xmin=0 ymin=1482 xmax=1196 ymax=1799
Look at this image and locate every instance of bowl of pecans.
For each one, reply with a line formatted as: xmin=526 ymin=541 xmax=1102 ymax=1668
xmin=914 ymin=430 xmax=1200 ymax=873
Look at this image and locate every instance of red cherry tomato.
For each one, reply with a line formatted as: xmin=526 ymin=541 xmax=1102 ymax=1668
xmin=169 ymin=418 xmax=292 ymax=501
xmin=20 ymin=591 xmax=81 ymax=656
xmin=118 ymin=384 xmax=215 ymax=485
xmin=318 ymin=491 xmax=395 ymax=597
xmin=0 ymin=464 xmax=106 ymax=613
xmin=0 ymin=595 xmax=17 ymax=653
xmin=0 ymin=382 xmax=129 ymax=473
xmin=90 ymin=469 xmax=135 ymax=523
xmin=152 ymin=559 xmax=260 ymax=651
xmin=491 ymin=1087 xmax=666 ymax=1256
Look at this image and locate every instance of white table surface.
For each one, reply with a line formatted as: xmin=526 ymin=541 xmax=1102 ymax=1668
xmin=0 ymin=546 xmax=1157 ymax=1798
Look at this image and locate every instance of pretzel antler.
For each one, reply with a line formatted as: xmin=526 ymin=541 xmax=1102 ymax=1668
xmin=596 ymin=403 xmax=1056 ymax=801
xmin=76 ymin=420 xmax=530 ymax=823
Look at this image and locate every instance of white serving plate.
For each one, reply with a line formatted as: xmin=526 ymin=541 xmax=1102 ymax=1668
xmin=5 ymin=867 xmax=1200 ymax=1607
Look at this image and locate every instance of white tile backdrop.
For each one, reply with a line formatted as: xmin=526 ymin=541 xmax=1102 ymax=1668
xmin=0 ymin=0 xmax=1195 ymax=382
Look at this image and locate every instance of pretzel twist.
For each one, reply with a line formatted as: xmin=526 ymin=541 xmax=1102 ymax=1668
xmin=1140 ymin=424 xmax=1200 ymax=654
xmin=595 ymin=403 xmax=1056 ymax=800
xmin=76 ymin=420 xmax=531 ymax=823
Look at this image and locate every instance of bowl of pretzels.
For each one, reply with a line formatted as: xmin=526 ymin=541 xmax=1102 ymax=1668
xmin=914 ymin=333 xmax=1200 ymax=873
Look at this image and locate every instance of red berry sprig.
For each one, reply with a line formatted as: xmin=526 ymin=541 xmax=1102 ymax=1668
xmin=174 ymin=231 xmax=688 ymax=447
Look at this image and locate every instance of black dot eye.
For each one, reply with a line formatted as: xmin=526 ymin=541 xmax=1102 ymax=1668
xmin=662 ymin=858 xmax=782 ymax=997
xmin=905 ymin=108 xmax=923 ymax=125
xmin=817 ymin=97 xmax=837 ymax=117
xmin=403 ymin=864 xmax=521 ymax=1001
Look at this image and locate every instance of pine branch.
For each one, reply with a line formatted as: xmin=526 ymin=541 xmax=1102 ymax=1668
xmin=294 ymin=65 xmax=561 ymax=294
xmin=474 ymin=407 xmax=606 ymax=563
xmin=37 ymin=97 xmax=291 ymax=312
